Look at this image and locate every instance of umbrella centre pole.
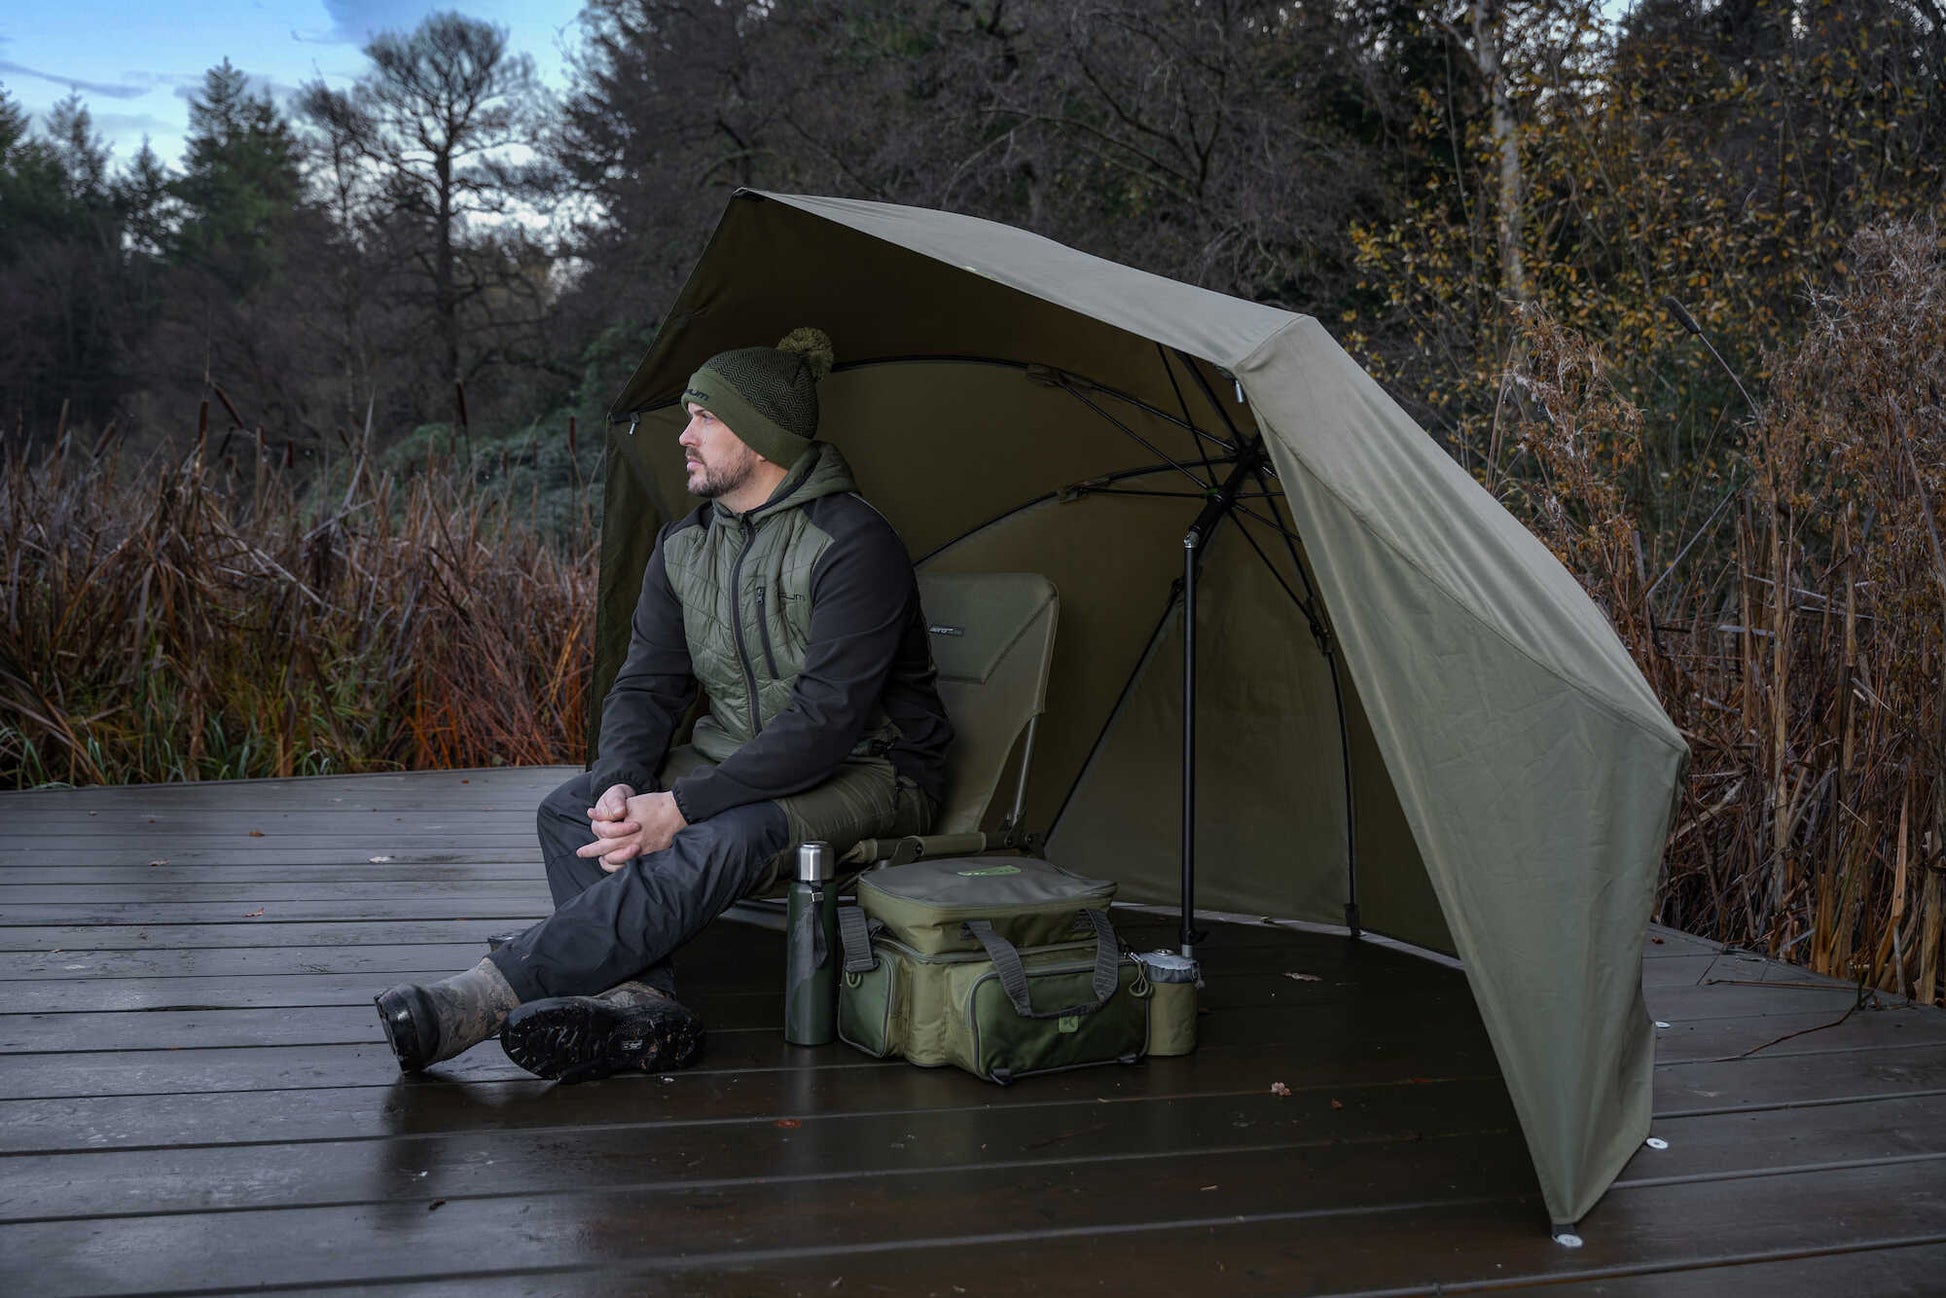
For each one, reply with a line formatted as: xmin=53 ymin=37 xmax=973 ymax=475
xmin=1179 ymin=442 xmax=1267 ymax=958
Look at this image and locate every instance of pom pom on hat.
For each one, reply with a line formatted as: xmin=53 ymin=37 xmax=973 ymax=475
xmin=777 ymin=327 xmax=834 ymax=381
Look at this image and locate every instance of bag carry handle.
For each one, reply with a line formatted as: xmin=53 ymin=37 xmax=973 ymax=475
xmin=838 ymin=904 xmax=878 ymax=975
xmin=963 ymin=909 xmax=1120 ymax=1020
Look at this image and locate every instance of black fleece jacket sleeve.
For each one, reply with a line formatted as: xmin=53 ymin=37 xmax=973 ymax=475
xmin=668 ymin=511 xmax=913 ymax=823
xmin=588 ymin=526 xmax=698 ymax=797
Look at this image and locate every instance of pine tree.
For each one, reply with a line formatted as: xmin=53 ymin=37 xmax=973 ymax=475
xmin=171 ymin=59 xmax=302 ymax=295
xmin=0 ymin=89 xmax=134 ymax=433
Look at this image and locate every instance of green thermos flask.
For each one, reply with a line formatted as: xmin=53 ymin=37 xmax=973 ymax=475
xmin=784 ymin=841 xmax=838 ymax=1045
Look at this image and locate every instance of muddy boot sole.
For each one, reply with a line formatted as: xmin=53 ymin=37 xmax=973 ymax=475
xmin=500 ymin=996 xmax=704 ymax=1083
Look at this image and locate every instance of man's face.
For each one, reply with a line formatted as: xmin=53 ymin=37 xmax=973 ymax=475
xmin=679 ymin=403 xmax=762 ymax=500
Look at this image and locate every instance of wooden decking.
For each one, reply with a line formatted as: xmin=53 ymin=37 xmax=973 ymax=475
xmin=2 ymin=767 xmax=1943 ymax=1296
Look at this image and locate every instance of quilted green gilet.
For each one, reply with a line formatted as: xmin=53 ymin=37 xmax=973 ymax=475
xmin=661 ymin=443 xmax=894 ymax=762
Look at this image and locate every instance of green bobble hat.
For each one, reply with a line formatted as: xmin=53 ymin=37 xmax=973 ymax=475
xmin=683 ymin=327 xmax=836 ymax=466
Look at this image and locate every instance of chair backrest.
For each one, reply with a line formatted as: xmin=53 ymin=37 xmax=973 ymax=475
xmin=917 ymin=571 xmax=1059 ymax=835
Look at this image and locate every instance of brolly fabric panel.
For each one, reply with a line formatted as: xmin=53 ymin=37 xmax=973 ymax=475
xmin=1242 ymin=327 xmax=1686 ymax=1226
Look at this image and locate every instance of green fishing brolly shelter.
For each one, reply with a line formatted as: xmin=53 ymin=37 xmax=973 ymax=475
xmin=597 ymin=191 xmax=1688 ymax=1229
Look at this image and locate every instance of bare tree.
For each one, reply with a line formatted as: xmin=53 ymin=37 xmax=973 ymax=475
xmin=298 ymin=12 xmax=545 ymax=403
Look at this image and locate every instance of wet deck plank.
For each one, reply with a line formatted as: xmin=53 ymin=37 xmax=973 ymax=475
xmin=1 ymin=767 xmax=1941 ymax=1296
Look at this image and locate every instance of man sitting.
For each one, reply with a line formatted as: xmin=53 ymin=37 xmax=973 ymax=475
xmin=375 ymin=327 xmax=953 ymax=1081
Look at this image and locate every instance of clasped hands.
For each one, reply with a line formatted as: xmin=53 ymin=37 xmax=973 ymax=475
xmin=577 ymin=783 xmax=689 ymax=871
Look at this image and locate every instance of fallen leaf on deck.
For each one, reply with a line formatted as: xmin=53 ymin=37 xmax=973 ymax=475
xmin=774 ymin=1118 xmax=802 ymax=1129
xmin=243 ymin=908 xmax=265 ymax=917
xmin=148 ymin=859 xmax=168 ymax=868
xmin=1330 ymin=1099 xmax=1344 ymax=1109
xmin=1283 ymin=972 xmax=1323 ymax=982
xmin=1650 ymin=936 xmax=1664 ymax=944
xmin=247 ymin=830 xmax=265 ymax=838
xmin=1269 ymin=1081 xmax=1291 ymax=1096
xmin=427 ymin=1199 xmax=447 ymax=1212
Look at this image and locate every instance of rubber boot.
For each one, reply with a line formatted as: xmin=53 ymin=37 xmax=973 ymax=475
xmin=499 ymin=980 xmax=705 ymax=1083
xmin=374 ymin=958 xmax=520 ymax=1072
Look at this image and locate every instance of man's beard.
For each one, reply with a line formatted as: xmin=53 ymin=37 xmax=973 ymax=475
xmin=688 ymin=449 xmax=757 ymax=499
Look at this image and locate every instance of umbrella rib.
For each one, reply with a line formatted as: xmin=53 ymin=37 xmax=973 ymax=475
xmin=1247 ymin=466 xmax=1361 ymax=935
xmin=1248 ymin=468 xmax=1329 ymax=641
xmin=1048 ymin=381 xmax=1214 ymax=492
xmin=1232 ymin=514 xmax=1317 ymax=623
xmin=1173 ymin=348 xmax=1247 ymax=447
xmin=914 ymin=460 xmax=1236 ymax=566
xmin=1079 ymin=488 xmax=1283 ymax=501
xmin=1159 ymin=343 xmax=1221 ymax=481
xmin=1229 ymin=501 xmax=1305 ymax=547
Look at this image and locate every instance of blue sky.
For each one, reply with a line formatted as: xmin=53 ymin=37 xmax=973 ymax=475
xmin=2 ymin=0 xmax=585 ymax=171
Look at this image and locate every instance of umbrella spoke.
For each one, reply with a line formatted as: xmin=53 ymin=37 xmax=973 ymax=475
xmin=1173 ymin=348 xmax=1248 ymax=447
xmin=1249 ymin=468 xmax=1321 ymax=610
xmin=1232 ymin=514 xmax=1317 ymax=625
xmin=1229 ymin=501 xmax=1305 ymax=547
xmin=848 ymin=353 xmax=1238 ymax=452
xmin=1244 ymin=466 xmax=1360 ymax=934
xmin=1159 ymin=343 xmax=1223 ymax=481
xmin=1040 ymin=375 xmax=1216 ymax=492
xmin=1075 ymin=488 xmax=1282 ymax=501
xmin=916 ymin=460 xmax=1238 ymax=565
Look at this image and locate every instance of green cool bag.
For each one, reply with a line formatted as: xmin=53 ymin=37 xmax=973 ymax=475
xmin=837 ymin=857 xmax=1149 ymax=1084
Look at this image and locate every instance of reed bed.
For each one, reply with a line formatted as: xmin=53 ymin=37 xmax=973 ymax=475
xmin=1510 ymin=220 xmax=1945 ymax=1001
xmin=0 ymin=430 xmax=596 ymax=787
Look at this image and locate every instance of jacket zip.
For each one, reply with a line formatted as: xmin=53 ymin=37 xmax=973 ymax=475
xmin=729 ymin=516 xmax=765 ymax=737
xmin=755 ymin=588 xmax=782 ymax=678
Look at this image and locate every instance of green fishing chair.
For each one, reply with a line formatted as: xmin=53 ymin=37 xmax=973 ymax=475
xmin=729 ymin=570 xmax=1059 ymax=926
xmin=847 ymin=569 xmax=1060 ymax=865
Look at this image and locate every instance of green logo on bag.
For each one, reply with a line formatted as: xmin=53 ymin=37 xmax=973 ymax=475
xmin=955 ymin=864 xmax=1022 ymax=877
xmin=1058 ymin=1015 xmax=1080 ymax=1033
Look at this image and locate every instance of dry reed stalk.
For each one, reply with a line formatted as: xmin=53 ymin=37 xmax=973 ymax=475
xmin=1 ymin=422 xmax=598 ymax=788
xmin=1500 ymin=218 xmax=1945 ymax=990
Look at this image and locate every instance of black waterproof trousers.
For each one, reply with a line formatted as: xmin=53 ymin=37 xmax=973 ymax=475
xmin=487 ymin=755 xmax=930 ymax=1004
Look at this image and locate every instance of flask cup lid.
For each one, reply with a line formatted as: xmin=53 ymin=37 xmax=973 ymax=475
xmin=1136 ymin=950 xmax=1200 ymax=982
xmin=796 ymin=841 xmax=832 ymax=883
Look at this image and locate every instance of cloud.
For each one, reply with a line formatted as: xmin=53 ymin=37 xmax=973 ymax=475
xmin=0 ymin=59 xmax=154 ymax=100
xmin=309 ymin=0 xmax=440 ymax=45
xmin=91 ymin=109 xmax=178 ymax=140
